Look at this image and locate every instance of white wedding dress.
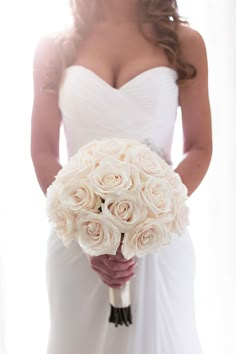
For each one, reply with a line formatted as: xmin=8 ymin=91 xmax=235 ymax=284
xmin=46 ymin=65 xmax=203 ymax=354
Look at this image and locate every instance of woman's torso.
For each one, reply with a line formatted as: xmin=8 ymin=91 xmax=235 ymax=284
xmin=70 ymin=22 xmax=176 ymax=90
xmin=59 ymin=22 xmax=179 ymax=160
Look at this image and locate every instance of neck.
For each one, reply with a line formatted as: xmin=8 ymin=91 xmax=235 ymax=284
xmin=97 ymin=0 xmax=140 ymax=24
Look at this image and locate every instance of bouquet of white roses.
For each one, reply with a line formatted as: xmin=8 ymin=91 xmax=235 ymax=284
xmin=46 ymin=138 xmax=189 ymax=327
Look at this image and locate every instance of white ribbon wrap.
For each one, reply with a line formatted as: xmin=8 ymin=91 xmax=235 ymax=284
xmin=109 ymin=281 xmax=131 ymax=308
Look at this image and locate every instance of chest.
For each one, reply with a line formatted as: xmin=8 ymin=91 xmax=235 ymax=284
xmin=72 ymin=23 xmax=173 ymax=90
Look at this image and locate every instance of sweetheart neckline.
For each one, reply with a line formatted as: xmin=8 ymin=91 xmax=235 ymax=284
xmin=64 ymin=65 xmax=177 ymax=91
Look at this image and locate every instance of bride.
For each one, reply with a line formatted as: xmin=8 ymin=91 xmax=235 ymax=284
xmin=31 ymin=0 xmax=212 ymax=353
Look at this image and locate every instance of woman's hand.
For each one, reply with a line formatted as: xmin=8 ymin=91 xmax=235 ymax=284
xmin=88 ymin=245 xmax=137 ymax=288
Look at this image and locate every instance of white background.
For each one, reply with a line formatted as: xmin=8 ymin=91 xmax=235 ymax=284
xmin=0 ymin=1 xmax=235 ymax=354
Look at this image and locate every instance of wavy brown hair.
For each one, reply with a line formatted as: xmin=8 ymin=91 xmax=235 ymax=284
xmin=43 ymin=0 xmax=197 ymax=92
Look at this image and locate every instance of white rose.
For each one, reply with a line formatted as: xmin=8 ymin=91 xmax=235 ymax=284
xmin=101 ymin=191 xmax=147 ymax=233
xmin=121 ymin=218 xmax=171 ymax=259
xmin=165 ymin=169 xmax=188 ymax=197
xmin=77 ymin=138 xmax=135 ymax=166
xmin=47 ymin=184 xmax=79 ymax=246
xmin=60 ymin=179 xmax=102 ymax=214
xmin=163 ymin=170 xmax=189 ymax=235
xmin=121 ymin=138 xmax=143 ymax=150
xmin=76 ymin=210 xmax=121 ymax=256
xmin=77 ymin=140 xmax=100 ymax=167
xmin=56 ymin=156 xmax=96 ymax=181
xmin=52 ymin=208 xmax=78 ymax=247
xmin=170 ymin=200 xmax=190 ymax=236
xmin=50 ymin=163 xmax=101 ymax=214
xmin=77 ymin=140 xmax=100 ymax=157
xmin=77 ymin=152 xmax=97 ymax=169
xmin=128 ymin=165 xmax=142 ymax=191
xmin=88 ymin=158 xmax=133 ymax=198
xmin=125 ymin=145 xmax=169 ymax=177
xmin=46 ymin=183 xmax=61 ymax=221
xmin=140 ymin=176 xmax=173 ymax=218
xmin=90 ymin=138 xmax=128 ymax=161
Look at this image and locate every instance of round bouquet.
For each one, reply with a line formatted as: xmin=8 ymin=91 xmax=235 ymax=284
xmin=46 ymin=138 xmax=189 ymax=326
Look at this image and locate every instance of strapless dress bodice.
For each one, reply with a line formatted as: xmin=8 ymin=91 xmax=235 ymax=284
xmin=58 ymin=65 xmax=179 ymax=161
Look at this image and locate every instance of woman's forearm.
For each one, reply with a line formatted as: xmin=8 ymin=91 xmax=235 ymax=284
xmin=31 ymin=146 xmax=211 ymax=198
xmin=174 ymin=146 xmax=212 ymax=197
xmin=31 ymin=153 xmax=62 ymax=196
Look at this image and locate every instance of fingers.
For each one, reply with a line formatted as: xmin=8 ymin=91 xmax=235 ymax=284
xmin=89 ymin=254 xmax=137 ymax=288
xmin=105 ymin=258 xmax=135 ymax=272
xmin=91 ymin=256 xmax=136 ymax=278
xmin=103 ymin=274 xmax=135 ymax=288
xmin=92 ymin=265 xmax=135 ymax=288
xmin=93 ymin=261 xmax=136 ymax=280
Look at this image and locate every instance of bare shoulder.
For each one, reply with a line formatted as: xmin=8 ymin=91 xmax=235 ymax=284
xmin=33 ymin=32 xmax=61 ymax=74
xmin=178 ymin=24 xmax=207 ymax=55
xmin=177 ymin=24 xmax=208 ymax=76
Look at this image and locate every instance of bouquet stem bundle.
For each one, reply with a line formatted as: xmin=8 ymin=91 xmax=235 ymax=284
xmin=108 ymin=281 xmax=132 ymax=327
xmin=109 ymin=305 xmax=132 ymax=327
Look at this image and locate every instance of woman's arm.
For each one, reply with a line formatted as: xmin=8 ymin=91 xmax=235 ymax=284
xmin=31 ymin=37 xmax=62 ymax=195
xmin=175 ymin=26 xmax=212 ymax=196
xmin=30 ymin=37 xmax=136 ymax=287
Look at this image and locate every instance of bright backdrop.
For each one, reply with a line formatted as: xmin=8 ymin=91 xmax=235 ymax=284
xmin=0 ymin=1 xmax=235 ymax=354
